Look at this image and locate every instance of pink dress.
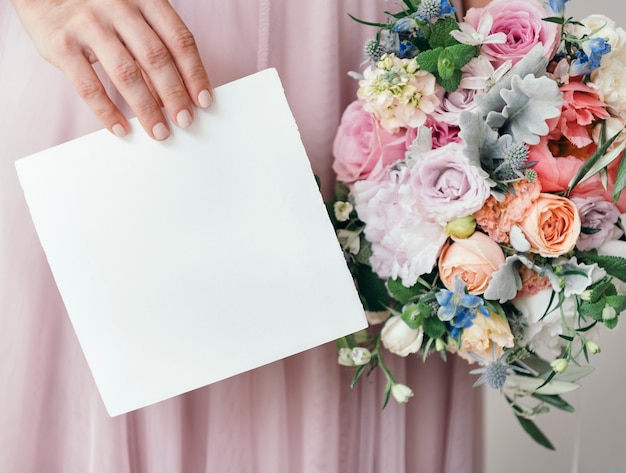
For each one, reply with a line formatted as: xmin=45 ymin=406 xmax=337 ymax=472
xmin=0 ymin=1 xmax=482 ymax=472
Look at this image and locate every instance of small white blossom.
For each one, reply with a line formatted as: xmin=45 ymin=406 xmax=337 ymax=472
xmin=450 ymin=14 xmax=507 ymax=46
xmin=334 ymin=201 xmax=354 ymax=222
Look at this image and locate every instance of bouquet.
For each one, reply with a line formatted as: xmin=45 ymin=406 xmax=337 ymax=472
xmin=330 ymin=0 xmax=626 ymax=449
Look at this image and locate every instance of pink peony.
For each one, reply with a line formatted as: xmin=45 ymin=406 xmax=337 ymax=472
xmin=352 ymin=166 xmax=448 ymax=287
xmin=332 ymin=100 xmax=408 ymax=185
xmin=464 ymin=0 xmax=560 ymax=68
xmin=528 ymin=136 xmax=626 ymax=212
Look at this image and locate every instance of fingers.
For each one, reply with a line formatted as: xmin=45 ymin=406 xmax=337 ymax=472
xmin=142 ymin=2 xmax=213 ymax=109
xmin=55 ymin=42 xmax=130 ymax=138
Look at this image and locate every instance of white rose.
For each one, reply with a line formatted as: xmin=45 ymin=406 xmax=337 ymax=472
xmin=590 ymin=58 xmax=626 ymax=119
xmin=380 ymin=315 xmax=424 ymax=357
xmin=578 ymin=15 xmax=626 ymax=51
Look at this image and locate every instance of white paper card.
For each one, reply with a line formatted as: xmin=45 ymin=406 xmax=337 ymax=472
xmin=15 ymin=68 xmax=366 ymax=416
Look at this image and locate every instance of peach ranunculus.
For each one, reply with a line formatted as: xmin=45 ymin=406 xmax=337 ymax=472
xmin=454 ymin=311 xmax=514 ymax=364
xmin=332 ymin=100 xmax=408 ymax=185
xmin=463 ymin=0 xmax=560 ymax=68
xmin=518 ymin=193 xmax=581 ymax=257
xmin=438 ymin=232 xmax=505 ymax=295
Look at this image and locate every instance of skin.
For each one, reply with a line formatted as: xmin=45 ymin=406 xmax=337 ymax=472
xmin=10 ymin=0 xmax=491 ymax=141
xmin=10 ymin=0 xmax=213 ymax=141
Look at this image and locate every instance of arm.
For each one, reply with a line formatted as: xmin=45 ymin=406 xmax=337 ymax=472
xmin=10 ymin=0 xmax=213 ymax=140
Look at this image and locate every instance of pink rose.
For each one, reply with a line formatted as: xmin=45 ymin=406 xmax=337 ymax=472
xmin=332 ymin=100 xmax=408 ymax=185
xmin=438 ymin=232 xmax=505 ymax=295
xmin=464 ymin=0 xmax=560 ymax=68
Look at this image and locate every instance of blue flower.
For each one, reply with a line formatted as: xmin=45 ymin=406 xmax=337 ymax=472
xmin=570 ymin=38 xmax=611 ymax=77
xmin=393 ymin=17 xmax=419 ymax=33
xmin=436 ymin=276 xmax=489 ymax=338
xmin=545 ymin=0 xmax=569 ymax=16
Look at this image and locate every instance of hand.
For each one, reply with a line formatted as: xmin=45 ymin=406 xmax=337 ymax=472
xmin=11 ymin=0 xmax=213 ymax=140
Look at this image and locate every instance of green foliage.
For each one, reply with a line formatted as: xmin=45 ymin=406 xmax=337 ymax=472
xmin=578 ymin=252 xmax=626 ymax=281
xmin=387 ymin=278 xmax=423 ymax=304
xmin=422 ymin=314 xmax=446 ymax=340
xmin=417 ymin=43 xmax=476 ymax=92
xmin=612 ymin=152 xmax=626 ymax=203
xmin=356 ymin=266 xmax=390 ymax=312
xmin=515 ymin=415 xmax=556 ymax=450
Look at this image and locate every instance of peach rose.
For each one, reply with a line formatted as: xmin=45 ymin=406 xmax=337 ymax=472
xmin=455 ymin=312 xmax=514 ymax=364
xmin=438 ymin=232 xmax=505 ymax=295
xmin=518 ymin=193 xmax=581 ymax=257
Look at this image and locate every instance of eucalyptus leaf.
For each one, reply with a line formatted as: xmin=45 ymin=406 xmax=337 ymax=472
xmin=504 ymin=374 xmax=581 ymax=395
xmin=612 ymin=150 xmax=626 ymax=203
xmin=568 ymin=133 xmax=623 ymax=191
xmin=532 ymin=393 xmax=575 ymax=413
xmin=515 ymin=415 xmax=556 ymax=450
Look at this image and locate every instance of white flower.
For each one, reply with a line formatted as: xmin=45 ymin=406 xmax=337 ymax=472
xmin=338 ymin=347 xmax=372 ymax=366
xmin=381 ymin=315 xmax=424 ymax=357
xmin=357 ymin=54 xmax=441 ymax=132
xmin=333 ymin=201 xmax=353 ymax=222
xmin=513 ymin=289 xmax=602 ymax=359
xmin=450 ymin=14 xmax=507 ymax=46
xmin=590 ymin=57 xmax=626 ymax=119
xmin=460 ymin=55 xmax=512 ymax=91
xmin=391 ymin=383 xmax=414 ymax=403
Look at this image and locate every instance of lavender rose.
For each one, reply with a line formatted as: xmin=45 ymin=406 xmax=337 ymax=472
xmin=408 ymin=142 xmax=491 ymax=225
xmin=332 ymin=100 xmax=408 ymax=185
xmin=572 ymin=195 xmax=622 ymax=250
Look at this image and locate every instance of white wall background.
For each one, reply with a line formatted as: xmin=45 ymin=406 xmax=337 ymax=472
xmin=484 ymin=1 xmax=626 ymax=472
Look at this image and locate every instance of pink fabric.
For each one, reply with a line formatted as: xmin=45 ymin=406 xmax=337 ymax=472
xmin=0 ymin=1 xmax=482 ymax=472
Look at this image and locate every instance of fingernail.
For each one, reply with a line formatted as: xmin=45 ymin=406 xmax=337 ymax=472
xmin=176 ymin=109 xmax=192 ymax=128
xmin=152 ymin=122 xmax=170 ymax=141
xmin=112 ymin=123 xmax=127 ymax=138
xmin=198 ymin=89 xmax=212 ymax=108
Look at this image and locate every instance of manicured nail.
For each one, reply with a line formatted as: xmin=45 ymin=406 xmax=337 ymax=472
xmin=176 ymin=109 xmax=192 ymax=128
xmin=152 ymin=122 xmax=170 ymax=141
xmin=112 ymin=123 xmax=127 ymax=138
xmin=198 ymin=89 xmax=212 ymax=108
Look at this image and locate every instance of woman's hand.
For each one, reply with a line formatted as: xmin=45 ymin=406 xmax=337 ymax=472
xmin=11 ymin=0 xmax=213 ymax=140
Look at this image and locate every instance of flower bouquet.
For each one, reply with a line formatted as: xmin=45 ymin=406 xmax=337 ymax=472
xmin=330 ymin=0 xmax=626 ymax=449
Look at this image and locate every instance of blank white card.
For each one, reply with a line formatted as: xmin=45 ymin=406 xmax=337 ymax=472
xmin=15 ymin=68 xmax=366 ymax=416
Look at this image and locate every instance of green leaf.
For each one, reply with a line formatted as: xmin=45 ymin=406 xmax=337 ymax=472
xmin=568 ymin=131 xmax=621 ymax=192
xmin=437 ymin=49 xmax=456 ymax=80
xmin=387 ymin=277 xmax=424 ymax=304
xmin=515 ymin=415 xmax=556 ymax=450
xmin=423 ymin=315 xmax=447 ymax=339
xmin=439 ymin=69 xmax=463 ymax=92
xmin=429 ymin=16 xmax=461 ymax=48
xmin=416 ymin=48 xmax=441 ymax=73
xmin=356 ymin=266 xmax=390 ymax=312
xmin=579 ymin=252 xmax=626 ymax=281
xmin=578 ymin=299 xmax=605 ymax=321
xmin=334 ymin=182 xmax=351 ymax=202
xmin=355 ymin=236 xmax=373 ymax=265
xmin=350 ymin=364 xmax=368 ymax=389
xmin=347 ymin=13 xmax=389 ymax=28
xmin=607 ymin=294 xmax=626 ymax=314
xmin=532 ymin=393 xmax=575 ymax=413
xmin=612 ymin=152 xmax=626 ymax=203
xmin=447 ymin=43 xmax=478 ymax=68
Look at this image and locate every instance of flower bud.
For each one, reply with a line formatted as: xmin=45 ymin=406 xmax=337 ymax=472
xmin=445 ymin=215 xmax=476 ymax=239
xmin=334 ymin=201 xmax=353 ymax=222
xmin=550 ymin=358 xmax=568 ymax=374
xmin=435 ymin=338 xmax=447 ymax=352
xmin=580 ymin=290 xmax=593 ymax=302
xmin=337 ymin=347 xmax=372 ymax=366
xmin=602 ymin=305 xmax=617 ymax=322
xmin=391 ymin=383 xmax=414 ymax=404
xmin=586 ymin=340 xmax=601 ymax=354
